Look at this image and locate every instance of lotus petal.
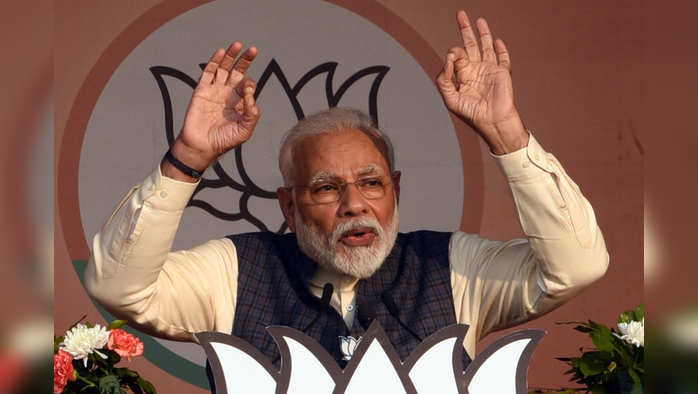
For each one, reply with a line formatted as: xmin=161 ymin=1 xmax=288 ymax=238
xmin=209 ymin=342 xmax=276 ymax=394
xmin=196 ymin=332 xmax=277 ymax=394
xmin=407 ymin=337 xmax=459 ymax=394
xmin=282 ymin=336 xmax=335 ymax=394
xmin=458 ymin=329 xmax=545 ymax=394
xmin=344 ymin=338 xmax=406 ymax=394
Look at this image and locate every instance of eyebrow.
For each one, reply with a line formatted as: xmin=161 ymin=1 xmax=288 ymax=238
xmin=356 ymin=164 xmax=380 ymax=177
xmin=309 ymin=171 xmax=338 ymax=185
xmin=308 ymin=164 xmax=384 ymax=185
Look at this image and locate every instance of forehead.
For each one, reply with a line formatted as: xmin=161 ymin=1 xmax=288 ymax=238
xmin=292 ymin=128 xmax=390 ymax=182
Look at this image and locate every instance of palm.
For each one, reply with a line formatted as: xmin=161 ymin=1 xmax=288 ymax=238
xmin=436 ymin=12 xmax=527 ymax=152
xmin=183 ymin=84 xmax=251 ymax=154
xmin=177 ymin=44 xmax=260 ymax=167
xmin=446 ymin=61 xmax=515 ymax=129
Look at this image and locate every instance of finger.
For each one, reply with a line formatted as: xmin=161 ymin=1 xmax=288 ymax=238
xmin=235 ymin=78 xmax=256 ymax=100
xmin=228 ymin=46 xmax=258 ymax=85
xmin=457 ymin=10 xmax=481 ymax=62
xmin=241 ymin=86 xmax=261 ymax=132
xmin=436 ymin=53 xmax=458 ymax=97
xmin=495 ymin=38 xmax=512 ymax=72
xmin=214 ymin=66 xmax=229 ymax=85
xmin=448 ymin=46 xmax=469 ymax=78
xmin=200 ymin=48 xmax=226 ymax=84
xmin=448 ymin=46 xmax=467 ymax=60
xmin=219 ymin=42 xmax=243 ymax=72
xmin=476 ymin=18 xmax=496 ymax=64
xmin=216 ymin=43 xmax=244 ymax=84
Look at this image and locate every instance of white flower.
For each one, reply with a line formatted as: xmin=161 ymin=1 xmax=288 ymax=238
xmin=339 ymin=336 xmax=362 ymax=361
xmin=616 ymin=318 xmax=644 ymax=347
xmin=60 ymin=323 xmax=110 ymax=367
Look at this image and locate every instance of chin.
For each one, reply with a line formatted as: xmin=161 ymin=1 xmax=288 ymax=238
xmin=330 ymin=244 xmax=387 ymax=279
xmin=295 ymin=203 xmax=400 ymax=279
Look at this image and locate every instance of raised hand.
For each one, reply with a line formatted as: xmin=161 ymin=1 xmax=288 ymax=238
xmin=164 ymin=42 xmax=261 ymax=181
xmin=436 ymin=11 xmax=528 ymax=155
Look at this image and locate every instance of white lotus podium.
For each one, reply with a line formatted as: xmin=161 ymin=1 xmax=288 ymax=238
xmin=196 ymin=321 xmax=544 ymax=394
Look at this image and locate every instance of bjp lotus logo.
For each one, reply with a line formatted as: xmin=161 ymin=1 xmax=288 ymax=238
xmin=196 ymin=321 xmax=544 ymax=394
xmin=150 ymin=59 xmax=390 ymax=233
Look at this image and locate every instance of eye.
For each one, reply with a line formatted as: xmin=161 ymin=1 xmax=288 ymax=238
xmin=311 ymin=183 xmax=339 ymax=194
xmin=358 ymin=177 xmax=384 ymax=188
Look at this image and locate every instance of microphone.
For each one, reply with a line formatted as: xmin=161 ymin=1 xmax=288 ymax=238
xmin=381 ymin=292 xmax=422 ymax=342
xmin=320 ymin=283 xmax=334 ymax=305
xmin=357 ymin=299 xmax=377 ymax=329
xmin=273 ymin=283 xmax=334 ymax=366
xmin=301 ymin=283 xmax=334 ymax=331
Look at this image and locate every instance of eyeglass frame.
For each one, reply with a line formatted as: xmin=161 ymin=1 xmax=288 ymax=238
xmin=285 ymin=171 xmax=400 ymax=205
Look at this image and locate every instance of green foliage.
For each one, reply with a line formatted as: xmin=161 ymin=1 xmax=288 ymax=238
xmin=108 ymin=320 xmax=128 ymax=330
xmin=618 ymin=305 xmax=643 ymax=325
xmin=137 ymin=377 xmax=157 ymax=394
xmin=554 ymin=305 xmax=644 ymax=394
xmin=54 ymin=335 xmax=65 ymax=354
xmin=98 ymin=375 xmax=124 ymax=394
xmin=589 ymin=321 xmax=614 ymax=352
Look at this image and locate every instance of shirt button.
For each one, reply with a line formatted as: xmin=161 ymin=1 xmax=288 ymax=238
xmin=159 ymin=190 xmax=168 ymax=199
xmin=522 ymin=161 xmax=530 ymax=168
xmin=347 ymin=304 xmax=354 ymax=312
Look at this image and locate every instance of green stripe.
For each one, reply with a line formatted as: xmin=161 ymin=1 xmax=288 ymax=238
xmin=72 ymin=260 xmax=210 ymax=389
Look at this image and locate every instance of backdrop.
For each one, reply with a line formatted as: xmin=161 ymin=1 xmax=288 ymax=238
xmin=54 ymin=1 xmax=644 ymax=391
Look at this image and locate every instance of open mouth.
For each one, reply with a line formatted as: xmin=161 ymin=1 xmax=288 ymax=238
xmin=340 ymin=227 xmax=377 ymax=247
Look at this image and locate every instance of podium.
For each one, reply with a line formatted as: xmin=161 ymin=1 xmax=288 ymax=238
xmin=197 ymin=321 xmax=544 ymax=393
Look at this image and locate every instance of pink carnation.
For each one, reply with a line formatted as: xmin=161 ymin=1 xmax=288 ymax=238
xmin=107 ymin=329 xmax=144 ymax=361
xmin=53 ymin=350 xmax=75 ymax=393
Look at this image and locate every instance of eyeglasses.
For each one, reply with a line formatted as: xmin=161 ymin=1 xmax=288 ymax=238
xmin=290 ymin=174 xmax=395 ymax=204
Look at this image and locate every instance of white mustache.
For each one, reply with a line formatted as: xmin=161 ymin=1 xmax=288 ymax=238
xmin=329 ymin=217 xmax=382 ymax=246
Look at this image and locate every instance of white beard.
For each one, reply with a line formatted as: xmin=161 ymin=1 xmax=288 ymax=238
xmin=294 ymin=202 xmax=399 ymax=279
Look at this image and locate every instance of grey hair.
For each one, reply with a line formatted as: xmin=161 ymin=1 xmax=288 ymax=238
xmin=278 ymin=107 xmax=395 ymax=186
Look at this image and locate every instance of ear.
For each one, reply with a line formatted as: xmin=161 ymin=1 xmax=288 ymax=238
xmin=277 ymin=187 xmax=296 ymax=232
xmin=392 ymin=170 xmax=401 ymax=205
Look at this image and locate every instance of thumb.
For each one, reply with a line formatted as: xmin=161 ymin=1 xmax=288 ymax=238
xmin=436 ymin=53 xmax=458 ymax=98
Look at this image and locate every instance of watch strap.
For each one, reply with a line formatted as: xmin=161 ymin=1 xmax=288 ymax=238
xmin=164 ymin=149 xmax=204 ymax=179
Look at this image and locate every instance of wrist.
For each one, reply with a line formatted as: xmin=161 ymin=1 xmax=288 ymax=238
xmin=160 ymin=160 xmax=198 ymax=183
xmin=171 ymin=139 xmax=216 ymax=170
xmin=160 ymin=140 xmax=213 ymax=183
xmin=484 ymin=114 xmax=529 ymax=155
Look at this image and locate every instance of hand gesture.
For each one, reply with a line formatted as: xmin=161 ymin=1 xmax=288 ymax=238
xmin=436 ymin=11 xmax=527 ymax=154
xmin=172 ymin=42 xmax=261 ymax=174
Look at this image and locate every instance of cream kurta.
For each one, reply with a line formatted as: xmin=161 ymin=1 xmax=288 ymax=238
xmin=85 ymin=133 xmax=609 ymax=357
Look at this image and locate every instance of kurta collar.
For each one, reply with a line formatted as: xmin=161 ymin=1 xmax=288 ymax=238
xmin=310 ymin=266 xmax=360 ymax=292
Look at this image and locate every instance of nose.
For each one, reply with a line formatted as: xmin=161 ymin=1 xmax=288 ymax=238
xmin=337 ymin=183 xmax=369 ymax=217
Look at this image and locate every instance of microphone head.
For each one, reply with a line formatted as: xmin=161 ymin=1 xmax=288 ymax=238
xmin=357 ymin=300 xmax=377 ymax=328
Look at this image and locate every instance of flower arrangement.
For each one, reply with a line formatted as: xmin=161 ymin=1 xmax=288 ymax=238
xmin=553 ymin=305 xmax=644 ymax=394
xmin=53 ymin=318 xmax=155 ymax=394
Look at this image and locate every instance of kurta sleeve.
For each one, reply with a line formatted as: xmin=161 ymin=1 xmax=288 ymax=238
xmin=450 ymin=133 xmax=609 ymax=356
xmin=84 ymin=166 xmax=239 ymax=343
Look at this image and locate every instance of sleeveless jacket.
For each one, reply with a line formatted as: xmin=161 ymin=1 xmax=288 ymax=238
xmin=228 ymin=230 xmax=471 ymax=369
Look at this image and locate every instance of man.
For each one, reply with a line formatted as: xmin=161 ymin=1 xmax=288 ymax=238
xmin=86 ymin=10 xmax=608 ymax=371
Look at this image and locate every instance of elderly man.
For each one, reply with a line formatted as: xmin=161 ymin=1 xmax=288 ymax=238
xmin=86 ymin=10 xmax=608 ymax=371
